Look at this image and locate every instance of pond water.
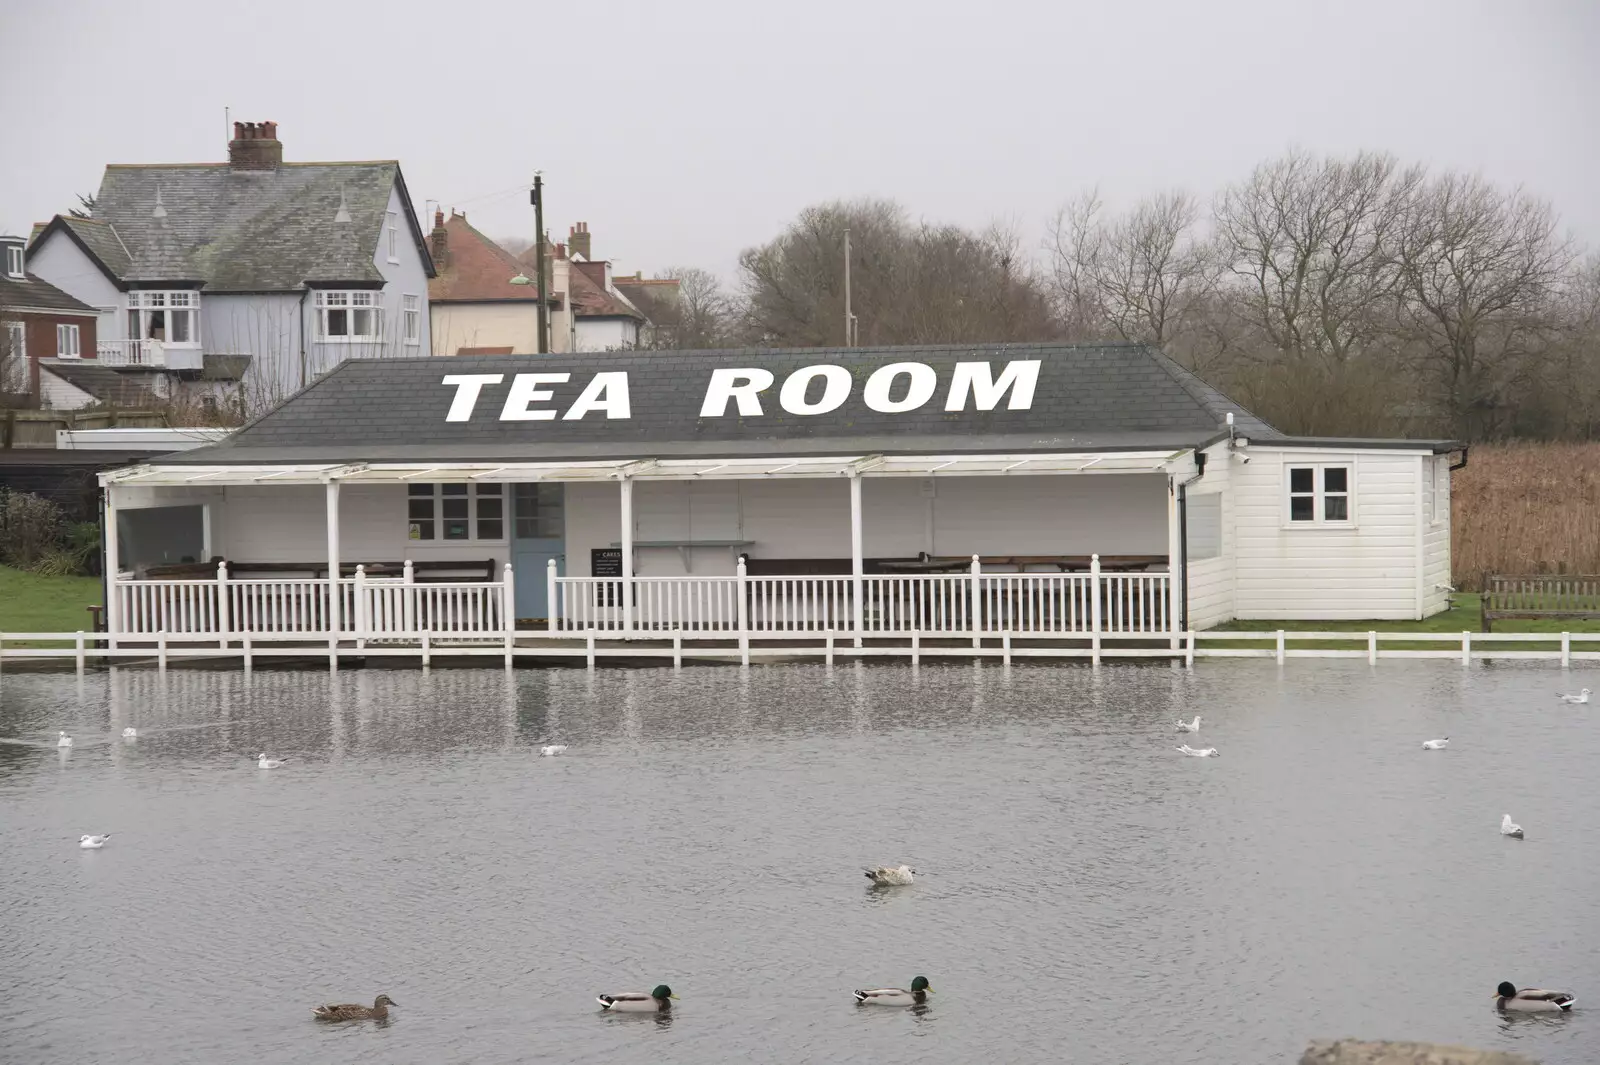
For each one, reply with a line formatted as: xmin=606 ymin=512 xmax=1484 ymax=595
xmin=1 ymin=661 xmax=1595 ymax=1065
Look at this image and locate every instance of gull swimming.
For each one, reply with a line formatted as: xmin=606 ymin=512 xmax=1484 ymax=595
xmin=257 ymin=753 xmax=286 ymax=769
xmin=122 ymin=728 xmax=138 ymax=739
xmin=1557 ymin=689 xmax=1591 ymax=704
xmin=1500 ymin=814 xmax=1524 ymax=839
xmin=57 ymin=732 xmax=73 ymax=748
xmin=864 ymin=864 xmax=916 ymax=886
xmin=1422 ymin=737 xmax=1449 ymax=750
xmin=1176 ymin=744 xmax=1219 ymax=757
xmin=79 ymin=834 xmax=111 ymax=849
xmin=1174 ymin=716 xmax=1201 ymax=732
xmin=539 ymin=745 xmax=568 ymax=756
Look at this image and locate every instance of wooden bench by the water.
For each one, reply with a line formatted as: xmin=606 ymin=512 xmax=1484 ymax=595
xmin=1481 ymin=574 xmax=1600 ymax=631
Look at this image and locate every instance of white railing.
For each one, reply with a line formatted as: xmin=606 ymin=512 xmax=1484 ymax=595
xmin=113 ymin=562 xmax=510 ymax=641
xmin=96 ymin=339 xmax=164 ymax=367
xmin=549 ymin=556 xmax=1172 ymax=639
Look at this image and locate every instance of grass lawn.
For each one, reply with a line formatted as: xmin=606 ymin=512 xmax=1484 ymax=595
xmin=1206 ymin=593 xmax=1600 ymax=650
xmin=0 ymin=565 xmax=103 ymax=646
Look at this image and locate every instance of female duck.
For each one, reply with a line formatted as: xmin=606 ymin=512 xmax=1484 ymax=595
xmin=1495 ymin=982 xmax=1574 ymax=1012
xmin=597 ymin=985 xmax=675 ymax=1012
xmin=854 ymin=976 xmax=931 ymax=1006
xmin=312 ymin=994 xmax=397 ymax=1021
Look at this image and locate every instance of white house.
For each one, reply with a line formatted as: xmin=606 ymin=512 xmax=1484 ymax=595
xmin=27 ymin=121 xmax=434 ymax=414
xmin=94 ymin=343 xmax=1463 ymax=660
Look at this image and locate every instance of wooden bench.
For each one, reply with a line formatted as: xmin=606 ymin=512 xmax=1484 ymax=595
xmin=1481 ymin=574 xmax=1600 ymax=632
xmin=140 ymin=558 xmax=498 ymax=582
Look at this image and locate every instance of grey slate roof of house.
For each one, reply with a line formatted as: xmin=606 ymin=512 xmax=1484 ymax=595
xmin=0 ymin=270 xmax=99 ymax=314
xmin=45 ymin=162 xmax=429 ymax=291
xmin=39 ymin=361 xmax=162 ymax=406
xmin=162 ymin=343 xmax=1286 ymax=466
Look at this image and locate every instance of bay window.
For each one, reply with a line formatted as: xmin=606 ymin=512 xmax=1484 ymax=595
xmin=316 ymin=290 xmax=383 ymax=341
xmin=127 ymin=291 xmax=199 ymax=345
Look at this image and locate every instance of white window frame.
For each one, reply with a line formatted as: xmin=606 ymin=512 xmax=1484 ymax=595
xmin=387 ymin=211 xmax=399 ymax=263
xmin=4 ymin=320 xmax=24 ymax=360
xmin=1284 ymin=462 xmax=1354 ymax=526
xmin=315 ymin=290 xmax=384 ymax=342
xmin=402 ymin=294 xmax=420 ymax=344
xmin=1430 ymin=455 xmax=1448 ymax=525
xmin=406 ymin=482 xmax=505 ymax=542
xmin=56 ymin=323 xmax=81 ymax=358
xmin=4 ymin=244 xmax=23 ymax=279
xmin=126 ymin=290 xmax=201 ymax=347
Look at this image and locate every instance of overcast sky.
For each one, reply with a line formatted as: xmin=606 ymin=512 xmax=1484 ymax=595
xmin=3 ymin=0 xmax=1596 ymax=280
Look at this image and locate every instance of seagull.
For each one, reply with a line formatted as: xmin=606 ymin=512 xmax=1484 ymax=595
xmin=1501 ymin=814 xmax=1525 ymax=839
xmin=122 ymin=728 xmax=138 ymax=739
xmin=57 ymin=731 xmax=73 ymax=748
xmin=1422 ymin=737 xmax=1449 ymax=750
xmin=79 ymin=834 xmax=111 ymax=849
xmin=864 ymin=864 xmax=916 ymax=886
xmin=1558 ymin=689 xmax=1591 ymax=704
xmin=539 ymin=745 xmax=568 ymax=757
xmin=256 ymin=753 xmax=286 ymax=769
xmin=1174 ymin=716 xmax=1201 ymax=732
xmin=1176 ymin=744 xmax=1220 ymax=757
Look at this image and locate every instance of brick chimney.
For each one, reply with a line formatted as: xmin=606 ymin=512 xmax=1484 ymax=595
xmin=568 ymin=221 xmax=591 ymax=260
xmin=430 ymin=209 xmax=448 ymax=267
xmin=228 ymin=120 xmax=283 ymax=170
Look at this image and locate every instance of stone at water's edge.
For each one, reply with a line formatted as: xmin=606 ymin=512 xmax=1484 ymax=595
xmin=1301 ymin=1041 xmax=1539 ymax=1065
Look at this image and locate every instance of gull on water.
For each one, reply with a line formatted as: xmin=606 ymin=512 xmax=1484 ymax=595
xmin=1422 ymin=737 xmax=1449 ymax=750
xmin=257 ymin=753 xmax=286 ymax=769
xmin=122 ymin=728 xmax=138 ymax=739
xmin=1176 ymin=745 xmax=1220 ymax=757
xmin=1174 ymin=716 xmax=1201 ymax=732
xmin=57 ymin=732 xmax=73 ymax=748
xmin=864 ymin=864 xmax=916 ymax=886
xmin=1557 ymin=688 xmax=1591 ymax=704
xmin=1501 ymin=814 xmax=1525 ymax=839
xmin=539 ymin=745 xmax=568 ymax=756
xmin=79 ymin=834 xmax=111 ymax=849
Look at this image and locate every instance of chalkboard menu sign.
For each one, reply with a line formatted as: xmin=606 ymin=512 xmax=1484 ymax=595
xmin=590 ymin=548 xmax=631 ymax=606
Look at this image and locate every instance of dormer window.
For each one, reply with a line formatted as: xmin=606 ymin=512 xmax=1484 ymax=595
xmin=127 ymin=291 xmax=200 ymax=345
xmin=3 ymin=244 xmax=22 ymax=279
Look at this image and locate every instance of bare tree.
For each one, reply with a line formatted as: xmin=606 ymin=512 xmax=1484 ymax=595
xmin=641 ymin=266 xmax=735 ymax=350
xmin=1396 ymin=173 xmax=1575 ymax=438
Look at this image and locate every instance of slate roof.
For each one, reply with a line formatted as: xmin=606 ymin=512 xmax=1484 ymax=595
xmin=39 ymin=361 xmax=162 ymax=406
xmin=162 ymin=342 xmax=1283 ymax=466
xmin=568 ymin=262 xmax=645 ymax=321
xmin=0 ymin=271 xmax=99 ymax=315
xmin=38 ymin=162 xmax=431 ymax=292
xmin=428 ymin=213 xmax=544 ymax=303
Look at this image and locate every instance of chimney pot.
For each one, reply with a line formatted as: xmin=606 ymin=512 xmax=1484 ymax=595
xmin=568 ymin=222 xmax=592 ymax=260
xmin=228 ymin=118 xmax=283 ymax=170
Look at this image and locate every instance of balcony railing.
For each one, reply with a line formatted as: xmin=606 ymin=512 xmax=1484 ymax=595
xmin=96 ymin=340 xmax=203 ymax=370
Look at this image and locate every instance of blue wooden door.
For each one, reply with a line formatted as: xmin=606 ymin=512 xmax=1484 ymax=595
xmin=512 ymin=483 xmax=565 ymax=620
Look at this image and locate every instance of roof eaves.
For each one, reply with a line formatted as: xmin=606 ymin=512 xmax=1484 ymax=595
xmin=30 ymin=216 xmax=128 ymax=288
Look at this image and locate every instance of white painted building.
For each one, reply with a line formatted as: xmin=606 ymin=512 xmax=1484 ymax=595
xmin=94 ymin=344 xmax=1462 ymax=660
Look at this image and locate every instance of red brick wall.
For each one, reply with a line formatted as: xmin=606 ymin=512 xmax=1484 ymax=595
xmin=2 ymin=311 xmax=99 ymax=397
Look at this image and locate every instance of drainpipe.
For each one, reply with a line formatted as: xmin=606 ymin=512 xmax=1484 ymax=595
xmin=297 ymin=288 xmax=310 ymax=390
xmin=1176 ymin=451 xmax=1208 ymax=634
xmin=98 ymin=484 xmax=108 ymax=638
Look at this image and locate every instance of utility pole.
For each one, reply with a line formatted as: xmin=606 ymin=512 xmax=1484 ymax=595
xmin=843 ymin=227 xmax=853 ymax=347
xmin=532 ymin=174 xmax=548 ymax=354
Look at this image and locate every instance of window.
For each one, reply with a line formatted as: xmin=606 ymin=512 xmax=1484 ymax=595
xmin=127 ymin=291 xmax=199 ymax=345
xmin=1430 ymin=455 xmax=1448 ymax=524
xmin=3 ymin=321 xmax=22 ymax=358
xmin=1287 ymin=464 xmax=1352 ymax=524
xmin=4 ymin=244 xmax=22 ymax=279
xmin=315 ymin=290 xmax=383 ymax=341
xmin=386 ymin=211 xmax=399 ymax=263
xmin=406 ymin=482 xmax=503 ymax=541
xmin=514 ymin=483 xmax=564 ymax=539
xmin=56 ymin=323 xmax=81 ymax=358
xmin=403 ymin=294 xmax=420 ymax=344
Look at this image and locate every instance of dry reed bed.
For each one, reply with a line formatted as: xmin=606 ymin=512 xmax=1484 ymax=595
xmin=1453 ymin=442 xmax=1600 ymax=589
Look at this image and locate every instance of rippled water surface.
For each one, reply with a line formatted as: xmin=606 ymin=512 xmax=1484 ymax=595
xmin=2 ymin=661 xmax=1596 ymax=1064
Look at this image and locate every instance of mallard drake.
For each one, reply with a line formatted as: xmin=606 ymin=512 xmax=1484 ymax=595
xmin=597 ymin=985 xmax=675 ymax=1012
xmin=1495 ymin=982 xmax=1574 ymax=1012
xmin=1501 ymin=814 xmax=1525 ymax=839
xmin=1422 ymin=737 xmax=1449 ymax=750
xmin=78 ymin=834 xmax=111 ymax=849
xmin=865 ymin=865 xmax=916 ymax=886
xmin=257 ymin=753 xmax=286 ymax=769
xmin=854 ymin=976 xmax=931 ymax=1006
xmin=312 ymin=994 xmax=397 ymax=1021
xmin=57 ymin=732 xmax=73 ymax=748
xmin=1175 ymin=716 xmax=1200 ymax=732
